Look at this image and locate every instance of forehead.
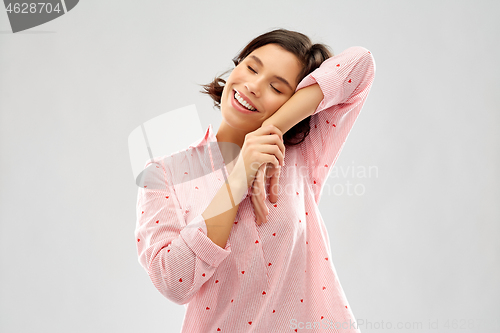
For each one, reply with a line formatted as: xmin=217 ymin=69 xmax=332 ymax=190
xmin=246 ymin=44 xmax=303 ymax=87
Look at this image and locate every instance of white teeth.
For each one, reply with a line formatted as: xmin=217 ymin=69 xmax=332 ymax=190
xmin=234 ymin=91 xmax=256 ymax=111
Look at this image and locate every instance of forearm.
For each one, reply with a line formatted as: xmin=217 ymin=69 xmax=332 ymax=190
xmin=262 ymin=83 xmax=323 ymax=134
xmin=203 ymin=161 xmax=248 ymax=248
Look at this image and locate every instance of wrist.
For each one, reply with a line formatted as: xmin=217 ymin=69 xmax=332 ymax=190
xmin=227 ymin=161 xmax=251 ymax=202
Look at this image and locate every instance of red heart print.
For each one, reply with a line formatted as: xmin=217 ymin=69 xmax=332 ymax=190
xmin=195 ymin=187 xmax=198 ymax=189
xmin=166 ymin=196 xmax=169 ymax=199
xmin=184 ymin=172 xmax=188 ymax=174
xmin=167 ymin=249 xmax=170 ymax=253
xmin=345 ymin=306 xmax=348 ymax=308
xmin=202 ymin=273 xmax=205 ymax=277
xmin=141 ymin=211 xmax=144 ymax=214
xmin=326 ymin=120 xmax=329 ymax=124
xmin=255 ymin=240 xmax=259 ymax=244
xmin=215 ymin=280 xmax=219 ymax=283
xmin=248 ymin=322 xmax=252 ymax=325
xmin=272 ymin=233 xmax=276 ymax=236
xmin=313 ymin=180 xmax=316 ymax=184
xmin=137 ymin=239 xmax=140 ymax=242
xmin=348 ymin=79 xmax=352 ymax=83
xmin=241 ymin=271 xmax=245 ymax=274
xmin=305 ymin=212 xmax=308 ymax=215
xmin=325 ymin=257 xmax=328 ymax=261
xmin=206 ymin=307 xmax=210 ymax=310
xmin=273 ymin=204 xmax=277 ymax=207
xmin=296 ymin=192 xmax=299 ymax=195
xmin=262 ymin=291 xmax=266 ymax=295
xmin=336 ymin=64 xmax=340 ymax=67
xmin=299 ymin=220 xmax=301 ymax=223
xmin=333 ymin=124 xmax=336 ymax=127
xmin=179 ymin=278 xmax=182 ymax=282
xmin=315 ymin=124 xmax=317 ymax=128
xmin=156 ymin=220 xmax=159 ymax=224
xmin=306 ymin=241 xmax=308 ymax=244
xmin=295 ymin=330 xmax=297 ymax=332
xmin=300 ymin=299 xmax=304 ymax=303
xmin=321 ymin=316 xmax=324 ymax=319
xmin=144 ymin=185 xmax=147 ymax=188
xmin=273 ymin=309 xmax=275 ymax=313
xmin=268 ymin=262 xmax=272 ymax=266
xmin=234 ymin=221 xmax=238 ymax=224
xmin=324 ymin=164 xmax=328 ymax=167
xmin=231 ymin=299 xmax=233 ymax=303
xmin=217 ymin=329 xmax=221 ymax=332
xmin=323 ymin=286 xmax=326 ymax=290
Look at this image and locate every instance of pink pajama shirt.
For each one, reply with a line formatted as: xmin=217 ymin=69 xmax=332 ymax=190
xmin=135 ymin=46 xmax=375 ymax=332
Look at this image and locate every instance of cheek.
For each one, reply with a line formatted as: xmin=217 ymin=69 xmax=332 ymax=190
xmin=229 ymin=67 xmax=245 ymax=81
xmin=222 ymin=81 xmax=236 ymax=100
xmin=265 ymin=100 xmax=285 ymax=116
xmin=271 ymin=96 xmax=291 ymax=111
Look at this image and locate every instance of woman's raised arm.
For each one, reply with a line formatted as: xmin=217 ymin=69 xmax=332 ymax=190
xmin=263 ymin=46 xmax=375 ymax=203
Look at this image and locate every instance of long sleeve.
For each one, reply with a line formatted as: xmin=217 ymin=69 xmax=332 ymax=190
xmin=135 ymin=157 xmax=231 ymax=305
xmin=295 ymin=46 xmax=376 ymax=204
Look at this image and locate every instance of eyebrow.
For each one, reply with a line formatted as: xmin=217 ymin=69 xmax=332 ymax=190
xmin=249 ymin=55 xmax=294 ymax=91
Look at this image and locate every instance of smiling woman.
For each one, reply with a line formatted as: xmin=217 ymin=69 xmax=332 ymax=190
xmin=135 ymin=28 xmax=376 ymax=333
xmin=202 ymin=29 xmax=332 ymax=147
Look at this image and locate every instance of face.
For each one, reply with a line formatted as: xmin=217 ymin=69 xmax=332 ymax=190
xmin=220 ymin=43 xmax=303 ymax=132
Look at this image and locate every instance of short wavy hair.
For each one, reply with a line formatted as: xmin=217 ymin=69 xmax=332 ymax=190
xmin=200 ymin=28 xmax=332 ymax=146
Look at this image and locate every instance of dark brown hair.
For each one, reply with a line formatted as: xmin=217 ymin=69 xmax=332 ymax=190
xmin=200 ymin=28 xmax=332 ymax=146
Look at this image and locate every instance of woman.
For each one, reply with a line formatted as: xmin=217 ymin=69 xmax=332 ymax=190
xmin=135 ymin=28 xmax=375 ymax=332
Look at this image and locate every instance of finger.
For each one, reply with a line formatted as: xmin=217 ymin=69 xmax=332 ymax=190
xmin=251 ymin=185 xmax=264 ymax=225
xmin=267 ymin=164 xmax=281 ymax=204
xmin=258 ymin=125 xmax=286 ymax=158
xmin=260 ymin=124 xmax=283 ymax=138
xmin=257 ymin=165 xmax=270 ymax=222
xmin=251 ymin=165 xmax=267 ymax=225
xmin=251 ymin=192 xmax=264 ymax=225
xmin=258 ymin=144 xmax=284 ymax=168
xmin=258 ymin=166 xmax=269 ymax=222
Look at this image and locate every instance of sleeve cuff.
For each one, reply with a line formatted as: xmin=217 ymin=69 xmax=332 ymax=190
xmin=180 ymin=214 xmax=231 ymax=267
xmin=310 ymin=65 xmax=343 ymax=115
xmin=295 ymin=59 xmax=344 ymax=116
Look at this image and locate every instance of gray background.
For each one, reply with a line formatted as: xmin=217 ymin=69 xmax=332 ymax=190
xmin=1 ymin=1 xmax=499 ymax=332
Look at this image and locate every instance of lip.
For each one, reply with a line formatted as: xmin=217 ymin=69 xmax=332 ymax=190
xmin=233 ymin=89 xmax=258 ymax=112
xmin=231 ymin=89 xmax=259 ymax=114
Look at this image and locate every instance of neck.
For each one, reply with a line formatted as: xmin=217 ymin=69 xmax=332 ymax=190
xmin=216 ymin=122 xmax=248 ymax=174
xmin=216 ymin=121 xmax=247 ymax=150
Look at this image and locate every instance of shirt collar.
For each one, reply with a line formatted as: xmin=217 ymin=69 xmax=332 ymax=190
xmin=188 ymin=123 xmax=216 ymax=148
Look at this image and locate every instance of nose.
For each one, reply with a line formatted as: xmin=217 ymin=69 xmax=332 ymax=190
xmin=244 ymin=78 xmax=261 ymax=98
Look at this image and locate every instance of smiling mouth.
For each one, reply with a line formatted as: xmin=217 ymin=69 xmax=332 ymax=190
xmin=234 ymin=90 xmax=257 ymax=111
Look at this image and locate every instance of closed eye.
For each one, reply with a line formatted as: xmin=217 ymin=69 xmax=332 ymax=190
xmin=247 ymin=66 xmax=257 ymax=73
xmin=271 ymin=85 xmax=282 ymax=94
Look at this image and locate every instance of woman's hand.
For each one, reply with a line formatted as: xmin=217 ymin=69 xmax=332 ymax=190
xmin=251 ymin=162 xmax=281 ymax=225
xmin=235 ymin=125 xmax=285 ymax=225
xmin=236 ymin=124 xmax=285 ymax=187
